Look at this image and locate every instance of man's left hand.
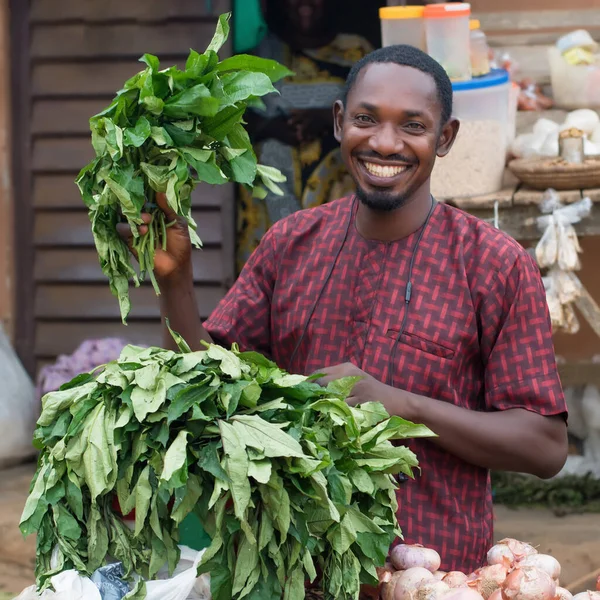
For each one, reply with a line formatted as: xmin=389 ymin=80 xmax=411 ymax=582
xmin=315 ymin=362 xmax=388 ymax=407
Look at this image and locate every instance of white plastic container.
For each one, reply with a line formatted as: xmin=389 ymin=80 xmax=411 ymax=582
xmin=424 ymin=3 xmax=472 ymax=82
xmin=548 ymin=46 xmax=600 ymax=109
xmin=431 ymin=70 xmax=511 ymax=199
xmin=380 ymin=6 xmax=426 ymax=52
xmin=469 ymin=19 xmax=491 ymax=77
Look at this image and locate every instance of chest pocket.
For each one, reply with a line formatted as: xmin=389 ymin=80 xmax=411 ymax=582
xmin=386 ymin=328 xmax=455 ymax=361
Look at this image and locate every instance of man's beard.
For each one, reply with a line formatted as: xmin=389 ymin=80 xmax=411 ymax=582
xmin=355 ymin=185 xmax=410 ymax=212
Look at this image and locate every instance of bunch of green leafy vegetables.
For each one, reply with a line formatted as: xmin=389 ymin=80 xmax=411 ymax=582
xmin=75 ymin=13 xmax=291 ymax=323
xmin=20 ymin=337 xmax=434 ymax=600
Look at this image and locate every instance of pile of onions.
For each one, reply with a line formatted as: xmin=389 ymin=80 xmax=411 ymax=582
xmin=377 ymin=539 xmax=598 ymax=600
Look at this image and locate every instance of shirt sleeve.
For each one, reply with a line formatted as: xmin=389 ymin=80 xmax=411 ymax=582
xmin=481 ymin=252 xmax=567 ymax=419
xmin=203 ymin=221 xmax=280 ymax=358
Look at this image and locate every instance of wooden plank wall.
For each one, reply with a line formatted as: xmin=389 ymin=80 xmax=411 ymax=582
xmin=12 ymin=0 xmax=234 ymax=373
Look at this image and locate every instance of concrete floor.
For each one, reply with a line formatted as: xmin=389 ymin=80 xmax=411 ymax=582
xmin=1 ymin=463 xmax=600 ymax=598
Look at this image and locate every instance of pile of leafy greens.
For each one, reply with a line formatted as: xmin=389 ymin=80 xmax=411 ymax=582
xmin=21 ymin=337 xmax=434 ymax=600
xmin=75 ymin=13 xmax=290 ymax=323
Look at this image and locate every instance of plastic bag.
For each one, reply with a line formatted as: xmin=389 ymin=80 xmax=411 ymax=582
xmin=13 ymin=547 xmax=210 ymax=600
xmin=0 ymin=323 xmax=37 ymax=468
xmin=13 ymin=571 xmax=102 ymax=600
xmin=139 ymin=546 xmax=210 ymax=600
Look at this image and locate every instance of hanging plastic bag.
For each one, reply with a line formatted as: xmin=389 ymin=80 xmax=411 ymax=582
xmin=0 ymin=323 xmax=37 ymax=468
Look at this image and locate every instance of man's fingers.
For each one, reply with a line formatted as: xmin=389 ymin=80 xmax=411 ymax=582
xmin=155 ymin=192 xmax=180 ymax=223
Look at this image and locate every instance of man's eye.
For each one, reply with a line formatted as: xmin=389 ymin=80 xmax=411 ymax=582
xmin=406 ymin=122 xmax=425 ymax=131
xmin=355 ymin=114 xmax=374 ymax=123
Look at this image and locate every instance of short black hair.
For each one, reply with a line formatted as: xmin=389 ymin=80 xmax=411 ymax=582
xmin=342 ymin=45 xmax=453 ymax=125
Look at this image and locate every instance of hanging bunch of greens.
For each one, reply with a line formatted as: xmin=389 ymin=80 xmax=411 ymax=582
xmin=76 ymin=13 xmax=291 ymax=323
xmin=21 ymin=337 xmax=435 ymax=600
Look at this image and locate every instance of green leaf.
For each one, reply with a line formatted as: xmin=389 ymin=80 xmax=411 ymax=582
xmin=202 ymin=105 xmax=246 ymax=141
xmin=134 ymin=465 xmax=153 ymax=537
xmin=219 ymin=421 xmax=251 ymax=532
xmin=163 ymin=84 xmax=220 ymax=119
xmin=83 ymin=404 xmax=118 ymax=500
xmin=206 ymin=13 xmax=231 ymax=54
xmin=171 ymin=473 xmax=203 ymax=524
xmin=87 ymin=504 xmax=109 ymax=571
xmin=217 ymin=55 xmax=293 ymax=83
xmin=166 ymin=319 xmax=192 ymax=353
xmin=140 ymin=53 xmax=160 ymax=72
xmin=160 ymin=430 xmax=189 ymax=489
xmin=206 ymin=345 xmax=244 ymax=379
xmin=222 ymin=71 xmax=276 ymax=104
xmin=123 ymin=116 xmax=152 ymax=147
xmin=231 ymin=415 xmax=307 ymax=459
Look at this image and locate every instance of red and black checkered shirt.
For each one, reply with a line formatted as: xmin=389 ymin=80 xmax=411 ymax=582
xmin=205 ymin=196 xmax=567 ymax=572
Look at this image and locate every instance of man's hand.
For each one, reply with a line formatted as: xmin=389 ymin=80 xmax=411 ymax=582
xmin=116 ymin=192 xmax=192 ymax=283
xmin=315 ymin=362 xmax=391 ymax=407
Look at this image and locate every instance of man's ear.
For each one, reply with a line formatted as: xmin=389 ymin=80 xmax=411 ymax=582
xmin=333 ymin=100 xmax=344 ymax=143
xmin=436 ymin=117 xmax=460 ymax=157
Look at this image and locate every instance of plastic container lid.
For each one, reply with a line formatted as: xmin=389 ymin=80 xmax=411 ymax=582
xmin=380 ymin=6 xmax=425 ymax=19
xmin=452 ymin=69 xmax=509 ymax=91
xmin=424 ymin=3 xmax=471 ymax=18
xmin=469 ymin=19 xmax=481 ymax=30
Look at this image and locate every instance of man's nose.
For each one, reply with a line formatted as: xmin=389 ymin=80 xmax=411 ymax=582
xmin=369 ymin=124 xmax=404 ymax=157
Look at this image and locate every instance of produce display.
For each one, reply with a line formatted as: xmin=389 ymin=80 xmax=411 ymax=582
xmin=76 ymin=13 xmax=290 ymax=322
xmin=378 ymin=538 xmax=600 ymax=600
xmin=20 ymin=336 xmax=435 ymax=600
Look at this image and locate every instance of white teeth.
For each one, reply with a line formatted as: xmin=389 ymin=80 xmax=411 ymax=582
xmin=363 ymin=162 xmax=407 ymax=178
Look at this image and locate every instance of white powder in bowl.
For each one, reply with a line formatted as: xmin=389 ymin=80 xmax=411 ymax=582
xmin=431 ymin=120 xmax=507 ymax=199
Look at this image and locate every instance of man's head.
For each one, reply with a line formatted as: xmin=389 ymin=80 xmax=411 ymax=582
xmin=333 ymin=45 xmax=459 ymax=213
xmin=266 ymin=0 xmax=335 ymax=39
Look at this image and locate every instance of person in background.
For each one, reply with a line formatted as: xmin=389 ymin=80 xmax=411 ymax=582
xmin=238 ymin=0 xmax=373 ymax=271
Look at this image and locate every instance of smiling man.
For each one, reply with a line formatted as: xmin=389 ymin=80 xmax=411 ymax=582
xmin=121 ymin=45 xmax=568 ymax=571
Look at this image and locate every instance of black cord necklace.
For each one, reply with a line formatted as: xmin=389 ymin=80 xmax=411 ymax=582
xmin=287 ymin=196 xmax=437 ymax=375
xmin=387 ymin=197 xmax=437 ymax=387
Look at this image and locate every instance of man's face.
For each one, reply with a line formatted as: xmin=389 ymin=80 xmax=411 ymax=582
xmin=334 ymin=63 xmax=458 ymax=212
xmin=280 ymin=0 xmax=330 ymax=34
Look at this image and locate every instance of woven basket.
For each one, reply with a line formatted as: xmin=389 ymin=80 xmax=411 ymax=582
xmin=508 ymin=157 xmax=600 ymax=191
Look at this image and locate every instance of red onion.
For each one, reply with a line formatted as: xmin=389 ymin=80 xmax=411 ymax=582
xmin=488 ymin=539 xmax=537 ymax=568
xmin=502 ymin=566 xmax=557 ymax=600
xmin=391 ymin=544 xmax=442 ymax=573
xmin=393 ymin=567 xmax=436 ymax=600
xmin=441 ymin=587 xmax=486 ymax=600
xmin=572 ymin=593 xmax=600 ymax=600
xmin=468 ymin=565 xmax=508 ymax=599
xmin=555 ymin=587 xmax=573 ymax=600
xmin=416 ymin=581 xmax=451 ymax=600
xmin=444 ymin=572 xmax=469 ymax=588
xmin=520 ymin=555 xmax=561 ymax=581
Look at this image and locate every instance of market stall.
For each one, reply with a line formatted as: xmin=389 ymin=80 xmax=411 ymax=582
xmin=380 ymin=5 xmax=600 ymax=388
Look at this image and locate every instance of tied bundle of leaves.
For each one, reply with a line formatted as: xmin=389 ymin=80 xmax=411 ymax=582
xmin=20 ymin=337 xmax=435 ymax=600
xmin=75 ymin=13 xmax=291 ymax=322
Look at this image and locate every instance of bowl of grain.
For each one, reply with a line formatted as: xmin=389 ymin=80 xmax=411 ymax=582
xmin=508 ymin=156 xmax=600 ymax=190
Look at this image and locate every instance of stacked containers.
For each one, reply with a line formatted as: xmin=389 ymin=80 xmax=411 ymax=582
xmin=380 ymin=6 xmax=426 ymax=52
xmin=431 ymin=70 xmax=511 ymax=199
xmin=424 ymin=3 xmax=472 ymax=82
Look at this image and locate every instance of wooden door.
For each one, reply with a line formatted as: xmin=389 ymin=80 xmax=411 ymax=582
xmin=10 ymin=0 xmax=234 ymax=374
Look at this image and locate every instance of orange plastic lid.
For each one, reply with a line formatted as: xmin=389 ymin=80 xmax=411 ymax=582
xmin=469 ymin=18 xmax=481 ymax=30
xmin=424 ymin=3 xmax=471 ymax=19
xmin=380 ymin=6 xmax=425 ymax=19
